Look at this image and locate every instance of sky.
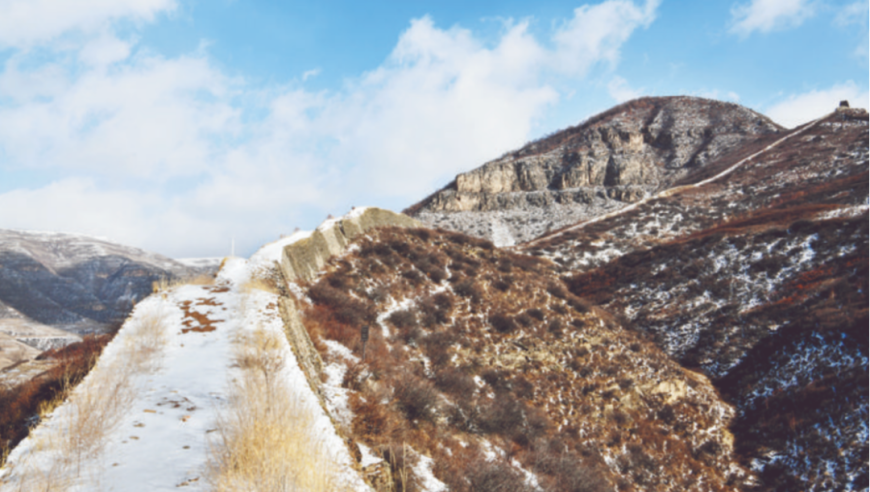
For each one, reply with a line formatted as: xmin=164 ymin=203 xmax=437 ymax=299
xmin=0 ymin=0 xmax=867 ymax=259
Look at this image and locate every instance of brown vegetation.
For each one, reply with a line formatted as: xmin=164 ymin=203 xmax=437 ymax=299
xmin=299 ymin=226 xmax=746 ymax=491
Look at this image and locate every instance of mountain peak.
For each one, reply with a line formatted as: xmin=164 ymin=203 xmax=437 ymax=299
xmin=406 ymin=97 xmax=783 ymax=246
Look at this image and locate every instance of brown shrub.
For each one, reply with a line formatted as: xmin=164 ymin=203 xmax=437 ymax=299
xmin=0 ymin=334 xmax=113 ymax=466
xmin=490 ymin=313 xmax=517 ymax=334
xmin=434 ymin=367 xmax=476 ymax=396
xmin=459 ymin=456 xmax=536 ymax=492
xmin=388 ymin=309 xmax=418 ymax=330
xmin=453 ymin=280 xmax=481 ymax=302
xmin=308 ymin=283 xmax=375 ymax=328
xmin=392 ymin=371 xmax=439 ymax=423
xmin=548 ymin=319 xmax=564 ymax=337
xmin=526 ymin=308 xmax=545 ymax=321
xmin=422 ymin=330 xmax=457 ymax=368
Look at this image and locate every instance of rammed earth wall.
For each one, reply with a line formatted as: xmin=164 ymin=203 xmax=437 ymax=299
xmin=280 ymin=207 xmax=420 ymax=283
xmin=277 ymin=207 xmax=420 ymax=400
xmin=274 ymin=207 xmax=420 ymax=484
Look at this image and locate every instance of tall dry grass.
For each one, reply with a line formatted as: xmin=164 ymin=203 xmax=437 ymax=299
xmin=4 ymin=308 xmax=170 ymax=491
xmin=208 ymin=324 xmax=344 ymax=492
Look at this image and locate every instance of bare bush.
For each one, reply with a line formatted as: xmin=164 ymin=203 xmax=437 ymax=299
xmin=392 ymin=371 xmax=439 ymax=423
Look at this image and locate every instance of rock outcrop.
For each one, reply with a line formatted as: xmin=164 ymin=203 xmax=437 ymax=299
xmin=406 ymin=96 xmax=782 ymax=245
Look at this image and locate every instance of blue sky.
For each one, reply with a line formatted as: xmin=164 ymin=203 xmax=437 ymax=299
xmin=0 ymin=0 xmax=867 ymax=258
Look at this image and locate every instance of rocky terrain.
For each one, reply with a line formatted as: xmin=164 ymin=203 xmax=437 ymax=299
xmin=407 ymin=97 xmax=782 ymax=246
xmin=535 ymin=106 xmax=869 ymax=492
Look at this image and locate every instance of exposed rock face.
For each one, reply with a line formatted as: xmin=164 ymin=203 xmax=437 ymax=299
xmin=407 ymin=96 xmax=782 ymax=245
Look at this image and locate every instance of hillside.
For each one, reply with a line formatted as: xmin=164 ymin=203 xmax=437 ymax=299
xmin=407 ymin=96 xmax=782 ymax=246
xmin=0 ymin=99 xmax=866 ymax=492
xmin=514 ymin=105 xmax=869 ymax=491
xmin=292 ymin=226 xmax=753 ymax=491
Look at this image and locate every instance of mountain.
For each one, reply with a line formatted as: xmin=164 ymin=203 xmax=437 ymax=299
xmin=407 ymin=96 xmax=782 ymax=246
xmin=0 ymin=229 xmax=215 ymax=373
xmin=401 ymin=98 xmax=868 ymax=490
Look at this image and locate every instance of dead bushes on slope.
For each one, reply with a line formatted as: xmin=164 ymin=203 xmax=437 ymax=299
xmin=0 ymin=334 xmax=113 ymax=468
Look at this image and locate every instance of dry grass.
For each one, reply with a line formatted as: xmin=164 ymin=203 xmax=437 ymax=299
xmin=241 ymin=276 xmax=280 ymax=294
xmin=208 ymin=324 xmax=344 ymax=492
xmin=152 ymin=273 xmax=216 ymax=293
xmin=4 ymin=307 xmax=170 ymax=490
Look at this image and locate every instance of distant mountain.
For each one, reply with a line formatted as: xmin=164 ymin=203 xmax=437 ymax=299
xmin=0 ymin=230 xmax=216 ymax=369
xmin=407 ymin=96 xmax=782 ymax=246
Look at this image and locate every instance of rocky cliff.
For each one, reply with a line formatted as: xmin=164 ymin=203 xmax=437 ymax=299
xmin=406 ymin=96 xmax=782 ymax=245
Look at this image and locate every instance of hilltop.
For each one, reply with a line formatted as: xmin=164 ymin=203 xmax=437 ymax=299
xmin=407 ymin=96 xmax=782 ymax=246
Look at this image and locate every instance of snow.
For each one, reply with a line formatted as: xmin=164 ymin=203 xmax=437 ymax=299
xmin=0 ymin=245 xmax=371 ymax=491
xmin=413 ymin=453 xmax=447 ymax=492
xmin=247 ymin=230 xmax=313 ymax=274
xmin=174 ymin=257 xmax=223 ymax=269
xmin=490 ymin=217 xmax=516 ymax=247
xmin=358 ymin=443 xmax=383 ymax=468
xmin=347 ymin=206 xmax=375 ymax=219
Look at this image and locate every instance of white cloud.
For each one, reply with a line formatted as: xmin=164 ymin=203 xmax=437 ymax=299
xmin=0 ymin=1 xmax=661 ymax=257
xmin=0 ymin=0 xmax=176 ymax=48
xmin=79 ymin=32 xmax=134 ymax=66
xmin=730 ymin=0 xmax=816 ymax=36
xmin=607 ymin=75 xmax=644 ymax=102
xmin=554 ymin=0 xmax=660 ymax=75
xmin=766 ymin=81 xmax=869 ymax=128
xmin=835 ymin=2 xmax=870 ymax=58
xmin=0 ymin=47 xmax=240 ymax=179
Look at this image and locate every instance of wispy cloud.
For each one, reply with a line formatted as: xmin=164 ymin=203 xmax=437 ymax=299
xmin=765 ymin=80 xmax=869 ymax=127
xmin=0 ymin=0 xmax=176 ymax=48
xmin=607 ymin=75 xmax=644 ymax=102
xmin=834 ymin=2 xmax=870 ymax=58
xmin=729 ymin=0 xmax=816 ymax=36
xmin=0 ymin=0 xmax=660 ymax=257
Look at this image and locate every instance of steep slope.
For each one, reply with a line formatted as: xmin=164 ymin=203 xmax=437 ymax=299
xmin=293 ymin=226 xmax=752 ymax=492
xmin=534 ymin=107 xmax=869 ymax=491
xmin=407 ymin=96 xmax=782 ymax=246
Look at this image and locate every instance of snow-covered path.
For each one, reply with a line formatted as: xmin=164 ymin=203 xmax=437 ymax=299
xmin=1 ymin=254 xmax=369 ymax=491
xmin=95 ymin=282 xmax=237 ymax=490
